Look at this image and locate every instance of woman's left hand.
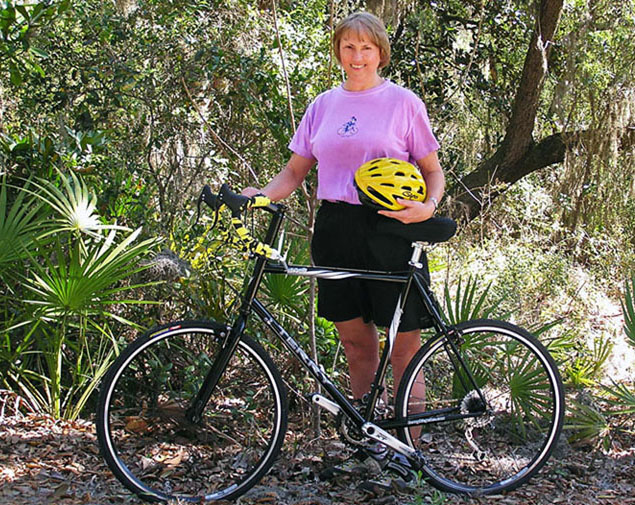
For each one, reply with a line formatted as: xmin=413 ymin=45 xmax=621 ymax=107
xmin=377 ymin=198 xmax=436 ymax=224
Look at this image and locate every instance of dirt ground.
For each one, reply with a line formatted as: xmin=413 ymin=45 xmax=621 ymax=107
xmin=1 ymin=406 xmax=634 ymax=505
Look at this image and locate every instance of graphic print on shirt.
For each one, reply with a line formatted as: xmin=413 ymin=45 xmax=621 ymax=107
xmin=337 ymin=116 xmax=358 ymax=137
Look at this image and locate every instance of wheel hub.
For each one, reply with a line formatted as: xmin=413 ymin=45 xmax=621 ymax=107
xmin=460 ymin=390 xmax=493 ymax=428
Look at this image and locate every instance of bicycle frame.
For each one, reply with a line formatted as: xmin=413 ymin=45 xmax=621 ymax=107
xmin=188 ymin=202 xmax=487 ymax=461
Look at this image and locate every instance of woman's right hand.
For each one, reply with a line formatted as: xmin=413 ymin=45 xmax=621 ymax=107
xmin=241 ymin=187 xmax=262 ymax=198
xmin=240 ymin=154 xmax=315 ymax=202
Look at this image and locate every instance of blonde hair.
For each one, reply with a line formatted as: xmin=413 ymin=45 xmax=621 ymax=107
xmin=333 ymin=12 xmax=391 ymax=69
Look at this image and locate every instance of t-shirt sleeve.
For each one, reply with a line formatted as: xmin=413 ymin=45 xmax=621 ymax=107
xmin=288 ymin=102 xmax=317 ymax=161
xmin=405 ymin=101 xmax=440 ymax=161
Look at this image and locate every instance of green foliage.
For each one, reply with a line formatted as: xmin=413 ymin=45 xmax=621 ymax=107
xmin=565 ymin=401 xmax=612 ymax=450
xmin=0 ymin=0 xmax=70 ymax=85
xmin=23 ymin=228 xmax=156 ymax=320
xmin=0 ymin=174 xmax=160 ymax=419
xmin=622 ymin=275 xmax=635 ymax=349
xmin=262 ymin=234 xmax=311 ymax=319
xmin=564 ymin=275 xmax=635 ymax=449
xmin=602 ymin=381 xmax=635 ymax=415
xmin=550 ymin=1 xmax=635 ymax=278
xmin=442 ymin=275 xmax=500 ymax=324
xmin=0 ymin=176 xmax=46 ymax=283
xmin=562 ymin=334 xmax=613 ymax=389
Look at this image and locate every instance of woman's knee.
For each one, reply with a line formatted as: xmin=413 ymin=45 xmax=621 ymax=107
xmin=336 ymin=318 xmax=378 ymax=353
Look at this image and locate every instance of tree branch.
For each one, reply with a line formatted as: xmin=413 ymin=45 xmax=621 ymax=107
xmin=501 ymin=0 xmax=564 ymax=161
xmin=449 ymin=125 xmax=634 ymax=221
xmin=446 ymin=0 xmax=566 ymax=221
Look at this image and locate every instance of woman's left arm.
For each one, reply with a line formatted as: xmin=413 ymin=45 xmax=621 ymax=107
xmin=378 ymin=151 xmax=445 ymax=224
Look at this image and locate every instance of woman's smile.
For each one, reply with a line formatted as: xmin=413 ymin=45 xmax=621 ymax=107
xmin=339 ymin=31 xmax=383 ymax=90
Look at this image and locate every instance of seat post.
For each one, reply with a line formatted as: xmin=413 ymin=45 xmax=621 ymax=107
xmin=409 ymin=241 xmax=427 ymax=269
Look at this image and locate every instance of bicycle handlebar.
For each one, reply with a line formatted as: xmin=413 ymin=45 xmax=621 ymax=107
xmin=198 ymin=183 xmax=285 ymax=262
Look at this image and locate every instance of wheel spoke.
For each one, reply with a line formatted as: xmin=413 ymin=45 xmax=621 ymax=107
xmin=97 ymin=323 xmax=287 ymax=503
xmin=396 ymin=319 xmax=564 ymax=494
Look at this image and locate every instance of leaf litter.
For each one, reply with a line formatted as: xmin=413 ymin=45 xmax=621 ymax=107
xmin=1 ymin=397 xmax=634 ymax=505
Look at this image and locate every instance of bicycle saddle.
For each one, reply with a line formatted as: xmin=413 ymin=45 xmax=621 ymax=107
xmin=375 ymin=216 xmax=457 ymax=244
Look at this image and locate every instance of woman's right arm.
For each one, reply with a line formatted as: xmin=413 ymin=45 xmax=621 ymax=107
xmin=242 ymin=153 xmax=315 ymax=201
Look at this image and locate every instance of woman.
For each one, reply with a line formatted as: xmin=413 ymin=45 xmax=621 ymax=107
xmin=243 ymin=12 xmax=445 ymax=403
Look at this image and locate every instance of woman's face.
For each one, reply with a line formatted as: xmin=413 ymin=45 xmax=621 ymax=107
xmin=338 ymin=30 xmax=382 ymax=87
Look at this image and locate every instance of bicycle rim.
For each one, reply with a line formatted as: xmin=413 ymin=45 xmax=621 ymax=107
xmin=96 ymin=321 xmax=287 ymax=503
xmin=396 ymin=319 xmax=564 ymax=495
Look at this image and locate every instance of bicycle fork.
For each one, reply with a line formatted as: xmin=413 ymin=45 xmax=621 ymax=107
xmin=185 ymin=211 xmax=285 ymax=423
xmin=185 ymin=317 xmax=245 ymax=423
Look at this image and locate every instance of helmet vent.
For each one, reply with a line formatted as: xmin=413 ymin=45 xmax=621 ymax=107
xmin=367 ymin=187 xmax=393 ymax=205
xmin=354 ymin=157 xmax=427 ymax=210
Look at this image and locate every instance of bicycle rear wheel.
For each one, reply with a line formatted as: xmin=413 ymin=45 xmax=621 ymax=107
xmin=395 ymin=319 xmax=564 ymax=495
xmin=96 ymin=320 xmax=288 ymax=503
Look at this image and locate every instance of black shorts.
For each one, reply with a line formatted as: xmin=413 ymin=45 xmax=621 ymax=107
xmin=310 ymin=201 xmax=433 ymax=332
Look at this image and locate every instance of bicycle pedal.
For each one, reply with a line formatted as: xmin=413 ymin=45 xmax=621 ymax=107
xmin=384 ymin=458 xmax=415 ymax=482
xmin=320 ymin=459 xmax=371 ymax=480
xmin=357 ymin=479 xmax=391 ymax=494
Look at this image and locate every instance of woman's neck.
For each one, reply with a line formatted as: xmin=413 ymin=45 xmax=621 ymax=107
xmin=342 ymin=74 xmax=384 ymax=92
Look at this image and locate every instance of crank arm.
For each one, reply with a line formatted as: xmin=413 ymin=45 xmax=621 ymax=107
xmin=361 ymin=422 xmax=422 ymax=464
xmin=311 ymin=394 xmax=426 ymax=469
xmin=309 ymin=393 xmax=341 ymax=416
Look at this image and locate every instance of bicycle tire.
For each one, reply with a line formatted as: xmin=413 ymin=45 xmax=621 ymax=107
xmin=96 ymin=320 xmax=288 ymax=503
xmin=395 ymin=319 xmax=564 ymax=495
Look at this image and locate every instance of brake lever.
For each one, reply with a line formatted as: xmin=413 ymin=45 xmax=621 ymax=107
xmin=195 ymin=185 xmax=220 ymax=228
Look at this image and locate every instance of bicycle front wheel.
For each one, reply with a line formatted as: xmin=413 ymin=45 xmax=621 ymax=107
xmin=96 ymin=320 xmax=288 ymax=503
xmin=395 ymin=319 xmax=564 ymax=495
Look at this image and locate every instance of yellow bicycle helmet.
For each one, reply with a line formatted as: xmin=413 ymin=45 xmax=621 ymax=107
xmin=354 ymin=157 xmax=427 ymax=210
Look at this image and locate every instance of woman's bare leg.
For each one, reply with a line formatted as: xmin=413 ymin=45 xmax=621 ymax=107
xmin=335 ymin=317 xmax=380 ymax=400
xmin=392 ymin=329 xmax=425 ymax=440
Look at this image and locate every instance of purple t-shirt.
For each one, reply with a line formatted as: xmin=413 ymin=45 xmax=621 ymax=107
xmin=288 ymin=80 xmax=439 ymax=204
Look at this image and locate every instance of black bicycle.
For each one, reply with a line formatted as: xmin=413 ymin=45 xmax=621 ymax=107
xmin=96 ymin=184 xmax=565 ymax=503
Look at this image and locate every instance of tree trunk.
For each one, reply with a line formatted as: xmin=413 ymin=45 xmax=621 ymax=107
xmin=365 ymin=0 xmax=398 ymax=24
xmin=448 ymin=0 xmax=565 ymax=222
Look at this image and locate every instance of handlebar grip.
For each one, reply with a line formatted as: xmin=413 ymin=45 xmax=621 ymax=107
xmin=218 ymin=183 xmax=250 ymax=217
xmin=248 ymin=195 xmax=273 ymax=209
xmin=198 ymin=183 xmax=284 ymax=262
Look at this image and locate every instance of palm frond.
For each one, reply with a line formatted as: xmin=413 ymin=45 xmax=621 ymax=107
xmin=0 ymin=177 xmax=48 ymax=278
xmin=20 ymin=170 xmax=129 ymax=238
xmin=443 ymin=276 xmax=500 ymax=324
xmin=565 ymin=401 xmax=612 ymax=449
xmin=23 ymin=229 xmax=159 ymax=318
xmin=602 ymin=380 xmax=635 ymax=415
xmin=622 ymin=275 xmax=635 ymax=349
